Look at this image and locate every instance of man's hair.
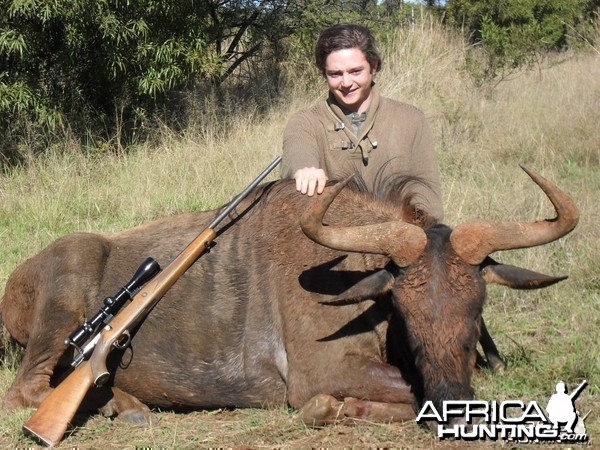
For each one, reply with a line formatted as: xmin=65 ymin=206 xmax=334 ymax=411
xmin=315 ymin=24 xmax=382 ymax=76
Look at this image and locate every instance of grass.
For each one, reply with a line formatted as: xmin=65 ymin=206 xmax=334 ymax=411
xmin=0 ymin=18 xmax=599 ymax=448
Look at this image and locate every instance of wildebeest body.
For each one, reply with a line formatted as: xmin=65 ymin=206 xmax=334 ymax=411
xmin=2 ymin=181 xmax=416 ymax=414
xmin=1 ymin=168 xmax=578 ymax=426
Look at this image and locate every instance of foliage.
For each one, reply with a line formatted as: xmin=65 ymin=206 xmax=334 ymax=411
xmin=0 ymin=0 xmax=303 ymax=162
xmin=445 ymin=0 xmax=597 ymax=84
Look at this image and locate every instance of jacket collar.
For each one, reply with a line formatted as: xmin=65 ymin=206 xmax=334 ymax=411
xmin=325 ymin=83 xmax=381 ymax=142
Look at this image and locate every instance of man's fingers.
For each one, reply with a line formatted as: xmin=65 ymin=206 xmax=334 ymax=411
xmin=307 ymin=178 xmax=317 ymax=196
xmin=299 ymin=177 xmax=309 ymax=194
xmin=294 ymin=168 xmax=327 ymax=196
xmin=316 ymin=176 xmax=327 ymax=194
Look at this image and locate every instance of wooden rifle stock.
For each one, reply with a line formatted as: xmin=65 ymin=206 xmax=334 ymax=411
xmin=23 ymin=156 xmax=281 ymax=447
xmin=23 ymin=360 xmax=96 ymax=446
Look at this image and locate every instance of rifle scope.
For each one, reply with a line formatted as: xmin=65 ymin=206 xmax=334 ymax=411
xmin=65 ymin=257 xmax=161 ymax=351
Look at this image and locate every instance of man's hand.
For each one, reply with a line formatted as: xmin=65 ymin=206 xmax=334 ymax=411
xmin=294 ymin=167 xmax=328 ymax=196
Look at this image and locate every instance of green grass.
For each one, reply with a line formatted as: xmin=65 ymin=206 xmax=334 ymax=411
xmin=0 ymin=18 xmax=599 ymax=448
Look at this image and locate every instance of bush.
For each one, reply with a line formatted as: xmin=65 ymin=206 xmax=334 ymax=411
xmin=445 ymin=0 xmax=596 ymax=84
xmin=0 ymin=1 xmax=298 ymax=162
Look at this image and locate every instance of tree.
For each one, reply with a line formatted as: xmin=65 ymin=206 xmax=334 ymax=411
xmin=0 ymin=0 xmax=301 ymax=158
xmin=445 ymin=0 xmax=593 ymax=84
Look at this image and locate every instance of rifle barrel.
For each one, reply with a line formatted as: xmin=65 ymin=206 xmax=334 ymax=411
xmin=209 ymin=156 xmax=281 ymax=229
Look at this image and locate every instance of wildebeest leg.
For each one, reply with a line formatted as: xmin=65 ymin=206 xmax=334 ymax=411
xmin=289 ymin=357 xmax=415 ymax=425
xmin=299 ymin=394 xmax=415 ymax=426
xmin=478 ymin=318 xmax=505 ymax=372
xmin=3 ymin=320 xmax=77 ymax=410
xmin=3 ymin=363 xmax=53 ymax=410
xmin=6 ymin=376 xmax=152 ymax=426
xmin=2 ymin=234 xmax=110 ymax=410
xmin=90 ymin=387 xmax=154 ymax=425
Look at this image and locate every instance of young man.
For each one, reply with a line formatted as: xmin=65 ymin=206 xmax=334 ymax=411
xmin=281 ymin=24 xmax=443 ymax=222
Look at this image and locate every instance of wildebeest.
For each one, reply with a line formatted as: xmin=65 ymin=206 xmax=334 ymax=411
xmin=0 ymin=165 xmax=578 ymax=428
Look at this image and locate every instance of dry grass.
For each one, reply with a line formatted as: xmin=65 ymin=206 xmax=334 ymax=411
xmin=0 ymin=18 xmax=599 ymax=448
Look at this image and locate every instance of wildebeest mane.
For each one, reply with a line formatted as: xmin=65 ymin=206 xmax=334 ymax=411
xmin=216 ymin=159 xmax=438 ymax=234
xmin=339 ymin=161 xmax=439 ymax=229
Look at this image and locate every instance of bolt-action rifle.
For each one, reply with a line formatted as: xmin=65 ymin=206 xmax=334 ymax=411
xmin=23 ymin=156 xmax=281 ymax=447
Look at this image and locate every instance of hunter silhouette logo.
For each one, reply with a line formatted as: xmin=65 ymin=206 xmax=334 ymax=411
xmin=546 ymin=380 xmax=588 ymax=435
xmin=416 ymin=379 xmax=590 ymax=443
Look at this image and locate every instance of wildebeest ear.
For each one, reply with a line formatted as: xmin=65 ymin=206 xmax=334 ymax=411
xmin=319 ymin=269 xmax=395 ymax=305
xmin=481 ymin=258 xmax=567 ymax=290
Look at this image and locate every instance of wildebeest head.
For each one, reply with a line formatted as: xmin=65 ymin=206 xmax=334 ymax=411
xmin=299 ymin=165 xmax=579 ymax=413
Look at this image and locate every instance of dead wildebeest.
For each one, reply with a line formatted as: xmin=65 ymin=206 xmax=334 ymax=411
xmin=0 ymin=165 xmax=578 ymax=429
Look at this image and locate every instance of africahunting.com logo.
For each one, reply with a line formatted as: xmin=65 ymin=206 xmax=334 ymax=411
xmin=416 ymin=380 xmax=590 ymax=443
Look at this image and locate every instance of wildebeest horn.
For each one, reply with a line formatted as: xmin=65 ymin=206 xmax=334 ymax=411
xmin=319 ymin=269 xmax=396 ymax=305
xmin=300 ymin=176 xmax=427 ymax=267
xmin=450 ymin=165 xmax=579 ymax=265
xmin=481 ymin=263 xmax=568 ymax=289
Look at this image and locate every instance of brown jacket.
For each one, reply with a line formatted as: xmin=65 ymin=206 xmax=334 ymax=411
xmin=281 ymin=86 xmax=443 ymax=221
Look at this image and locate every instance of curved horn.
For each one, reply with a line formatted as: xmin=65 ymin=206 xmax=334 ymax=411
xmin=300 ymin=176 xmax=427 ymax=267
xmin=450 ymin=165 xmax=579 ymax=265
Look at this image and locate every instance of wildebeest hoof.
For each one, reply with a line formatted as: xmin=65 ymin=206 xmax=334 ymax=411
xmin=488 ymin=356 xmax=505 ymax=373
xmin=298 ymin=393 xmax=343 ymax=427
xmin=98 ymin=389 xmax=154 ymax=425
xmin=118 ymin=409 xmax=155 ymax=426
xmin=2 ymin=390 xmax=22 ymax=410
xmin=475 ymin=350 xmax=505 ymax=373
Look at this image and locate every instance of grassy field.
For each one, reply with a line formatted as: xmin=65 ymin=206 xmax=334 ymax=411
xmin=0 ymin=20 xmax=598 ymax=448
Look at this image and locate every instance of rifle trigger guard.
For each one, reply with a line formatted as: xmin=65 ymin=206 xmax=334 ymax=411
xmin=114 ymin=330 xmax=131 ymax=350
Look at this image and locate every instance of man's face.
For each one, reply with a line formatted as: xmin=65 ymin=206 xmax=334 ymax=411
xmin=324 ymin=47 xmax=376 ymax=114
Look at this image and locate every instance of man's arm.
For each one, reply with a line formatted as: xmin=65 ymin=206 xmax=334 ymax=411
xmin=282 ymin=111 xmax=328 ymax=195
